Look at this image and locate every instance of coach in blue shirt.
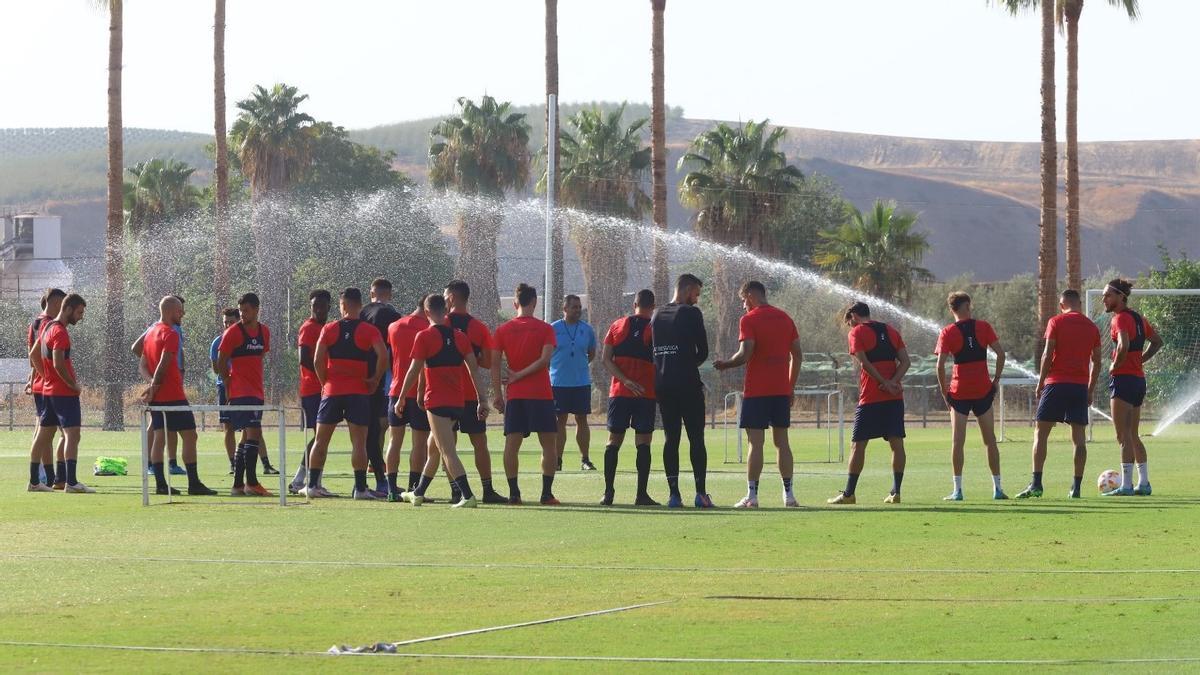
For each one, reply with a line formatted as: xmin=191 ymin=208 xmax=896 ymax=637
xmin=550 ymin=294 xmax=597 ymax=471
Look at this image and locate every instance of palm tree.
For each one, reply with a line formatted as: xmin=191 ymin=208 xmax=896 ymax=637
xmin=649 ymin=0 xmax=670 ymax=303
xmin=998 ymin=0 xmax=1059 ymax=341
xmin=213 ymin=0 xmax=230 ymax=311
xmin=125 ymin=159 xmax=201 ymax=316
xmin=99 ymin=0 xmax=125 ymax=430
xmin=540 ymin=106 xmax=651 ymax=388
xmin=1059 ymin=0 xmax=1139 ymax=292
xmin=545 ymin=0 xmax=564 ymax=311
xmin=814 ymin=200 xmax=934 ymax=302
xmin=677 ymin=120 xmax=803 ymax=366
xmin=429 ymin=96 xmax=531 ymax=327
xmin=230 ymin=83 xmax=316 ymax=400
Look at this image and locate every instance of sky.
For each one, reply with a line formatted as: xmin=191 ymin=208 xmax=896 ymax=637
xmin=0 ymin=0 xmax=1194 ymax=142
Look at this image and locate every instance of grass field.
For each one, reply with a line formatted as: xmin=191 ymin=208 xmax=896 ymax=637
xmin=1 ymin=422 xmax=1198 ymax=673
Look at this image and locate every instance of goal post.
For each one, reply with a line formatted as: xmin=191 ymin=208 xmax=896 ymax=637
xmin=722 ymin=387 xmax=845 ymax=465
xmin=141 ymin=403 xmax=289 ymax=507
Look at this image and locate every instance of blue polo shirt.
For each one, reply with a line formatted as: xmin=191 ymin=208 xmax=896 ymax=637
xmin=549 ymin=319 xmax=596 ymax=388
xmin=209 ymin=333 xmax=223 ymax=386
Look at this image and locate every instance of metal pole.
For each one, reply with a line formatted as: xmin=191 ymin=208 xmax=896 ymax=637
xmin=7 ymin=383 xmax=14 ymax=431
xmin=140 ymin=409 xmax=150 ymax=506
xmin=278 ymin=406 xmax=287 ymax=506
xmin=544 ymin=94 xmax=557 ymax=322
xmin=1085 ymin=290 xmax=1093 ymax=441
xmin=999 ymin=383 xmax=1006 ymax=442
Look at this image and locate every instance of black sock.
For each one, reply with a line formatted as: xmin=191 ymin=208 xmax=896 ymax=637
xmin=66 ymin=459 xmax=78 ymax=486
xmin=152 ymin=462 xmax=168 ymax=490
xmin=507 ymin=477 xmax=520 ymax=497
xmin=366 ymin=437 xmax=386 ymax=486
xmin=353 ymin=470 xmax=368 ymax=492
xmin=690 ymin=443 xmax=707 ymax=495
xmin=407 ymin=471 xmax=420 ymax=492
xmin=892 ymin=472 xmax=904 ymax=495
xmin=244 ymin=441 xmax=259 ymax=486
xmin=663 ymin=447 xmax=680 ymax=495
xmin=169 ymin=458 xmax=179 ymax=468
xmin=29 ymin=462 xmax=40 ymax=486
xmin=414 ymin=473 xmax=433 ymax=496
xmin=233 ymin=445 xmax=245 ymax=488
xmin=1032 ymin=471 xmax=1043 ymax=489
xmin=186 ymin=462 xmax=200 ymax=487
xmin=666 ymin=475 xmax=680 ymax=497
xmin=783 ymin=476 xmax=794 ymax=493
xmin=845 ymin=472 xmax=860 ymax=496
xmin=635 ymin=443 xmax=651 ymax=496
xmin=43 ymin=463 xmax=55 ymax=485
xmin=603 ymin=444 xmax=619 ymax=493
xmin=453 ymin=474 xmax=474 ymax=500
xmin=481 ymin=478 xmax=493 ymax=493
xmin=1072 ymin=475 xmax=1083 ymax=493
xmin=307 ymin=468 xmax=323 ymax=489
xmin=387 ymin=472 xmax=399 ymax=493
xmin=56 ymin=460 xmax=67 ymax=483
xmin=260 ymin=454 xmax=273 ymax=471
xmin=448 ymin=476 xmax=461 ymax=501
xmin=541 ymin=474 xmax=555 ymax=501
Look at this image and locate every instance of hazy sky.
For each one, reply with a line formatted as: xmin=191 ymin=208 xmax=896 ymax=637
xmin=1 ymin=0 xmax=1194 ymax=142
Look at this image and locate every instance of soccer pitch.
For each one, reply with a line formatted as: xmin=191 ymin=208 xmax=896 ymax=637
xmin=1 ymin=424 xmax=1198 ymax=672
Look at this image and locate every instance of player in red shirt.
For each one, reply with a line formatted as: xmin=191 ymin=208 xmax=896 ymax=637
xmin=1017 ymin=289 xmax=1103 ymax=499
xmin=217 ymin=293 xmax=272 ymax=497
xmin=1101 ymin=278 xmax=1163 ymax=496
xmin=385 ymin=297 xmax=432 ymax=501
xmin=828 ymin=302 xmax=910 ymax=505
xmin=491 ymin=283 xmax=560 ymax=505
xmin=30 ymin=293 xmax=91 ymax=493
xmin=303 ymin=288 xmax=388 ymax=501
xmin=599 ymin=289 xmax=659 ymax=506
xmin=444 ymin=280 xmax=506 ymax=504
xmin=396 ymin=293 xmax=486 ymax=508
xmin=139 ymin=296 xmax=216 ymax=496
xmin=714 ymin=281 xmax=803 ymax=509
xmin=934 ymin=292 xmax=1008 ymax=501
xmin=287 ymin=290 xmax=331 ymax=495
xmin=26 ymin=287 xmax=66 ymax=491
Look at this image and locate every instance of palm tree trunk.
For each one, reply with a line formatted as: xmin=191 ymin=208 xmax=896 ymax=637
xmin=650 ymin=0 xmax=670 ymax=303
xmin=1036 ymin=0 xmax=1059 ymax=343
xmin=103 ymin=0 xmax=126 ymax=431
xmin=456 ymin=211 xmax=501 ymax=328
xmin=213 ymin=0 xmax=230 ymax=311
xmin=573 ymin=221 xmax=628 ymax=407
xmin=1065 ymin=7 xmax=1082 ymax=292
xmin=545 ymin=0 xmax=564 ymax=308
xmin=711 ymin=257 xmax=743 ymax=394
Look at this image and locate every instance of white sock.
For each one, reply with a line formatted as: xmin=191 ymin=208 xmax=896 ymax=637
xmin=992 ymin=474 xmax=1002 ymax=492
xmin=747 ymin=480 xmax=758 ymax=499
xmin=952 ymin=475 xmax=963 ymax=493
xmin=1136 ymin=462 xmax=1149 ymax=487
xmin=1121 ymin=463 xmax=1134 ymax=489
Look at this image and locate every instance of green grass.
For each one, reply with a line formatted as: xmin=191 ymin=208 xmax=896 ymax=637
xmin=1 ymin=423 xmax=1198 ymax=673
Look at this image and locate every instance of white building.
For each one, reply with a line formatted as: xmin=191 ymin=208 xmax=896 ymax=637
xmin=0 ymin=210 xmax=74 ymax=305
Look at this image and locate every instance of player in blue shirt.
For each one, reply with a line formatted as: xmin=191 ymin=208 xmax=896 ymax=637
xmin=550 ymin=294 xmax=597 ymax=471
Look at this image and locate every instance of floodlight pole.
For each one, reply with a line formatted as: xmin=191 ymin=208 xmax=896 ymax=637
xmin=544 ymin=94 xmax=557 ymax=322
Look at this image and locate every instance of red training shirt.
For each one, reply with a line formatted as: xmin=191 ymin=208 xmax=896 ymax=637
xmin=604 ymin=315 xmax=655 ymax=399
xmin=218 ymin=322 xmax=271 ymax=400
xmin=296 ymin=318 xmax=323 ymax=398
xmin=143 ymin=322 xmax=186 ymax=403
xmin=40 ymin=321 xmax=78 ymax=397
xmin=411 ymin=325 xmax=474 ymax=410
xmin=848 ymin=321 xmax=906 ymax=406
xmin=936 ymin=319 xmax=999 ymax=399
xmin=739 ymin=305 xmax=799 ymax=398
xmin=494 ymin=316 xmax=557 ymax=401
xmin=1044 ymin=312 xmax=1100 ymax=386
xmin=27 ymin=312 xmax=50 ymax=395
xmin=448 ymin=311 xmax=492 ymax=403
xmin=1110 ymin=310 xmax=1155 ymax=378
xmin=317 ymin=319 xmax=383 ymax=397
xmin=389 ymin=314 xmax=428 ymax=398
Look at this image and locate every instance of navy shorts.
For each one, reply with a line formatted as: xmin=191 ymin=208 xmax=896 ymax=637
xmin=150 ymin=399 xmax=197 ymax=431
xmin=739 ymin=395 xmax=791 ymax=429
xmin=216 ymin=383 xmax=231 ymax=424
xmin=430 ymin=406 xmax=461 ymax=422
xmin=300 ymin=394 xmax=320 ymax=430
xmin=40 ymin=395 xmax=82 ymax=429
xmin=317 ymin=394 xmax=370 ymax=427
xmin=503 ymin=398 xmax=558 ymax=437
xmin=389 ymin=396 xmax=431 ymax=432
xmin=228 ymin=396 xmax=264 ymax=431
xmin=1109 ymin=375 xmax=1146 ymax=408
xmin=457 ymin=400 xmax=487 ymax=435
xmin=552 ymin=385 xmax=592 ymax=415
xmin=369 ymin=389 xmax=389 ymax=419
xmin=608 ymin=396 xmax=657 ymax=434
xmin=947 ymin=389 xmax=995 ymax=417
xmin=852 ymin=400 xmax=906 ymax=442
xmin=1036 ymin=383 xmax=1089 ymax=425
xmin=33 ymin=392 xmax=45 ymax=420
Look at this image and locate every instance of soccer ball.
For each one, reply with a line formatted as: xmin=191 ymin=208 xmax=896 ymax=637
xmin=1097 ymin=470 xmax=1120 ymax=493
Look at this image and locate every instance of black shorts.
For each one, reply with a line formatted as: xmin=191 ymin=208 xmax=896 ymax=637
xmin=852 ymin=400 xmax=906 ymax=442
xmin=739 ymin=395 xmax=791 ymax=430
xmin=369 ymin=389 xmax=389 ymax=419
xmin=1109 ymin=375 xmax=1146 ymax=407
xmin=429 ymin=406 xmax=461 ymax=422
xmin=503 ymin=398 xmax=558 ymax=437
xmin=40 ymin=395 xmax=82 ymax=429
xmin=301 ymin=394 xmax=320 ymax=430
xmin=33 ymin=392 xmax=45 ymax=420
xmin=608 ymin=396 xmax=657 ymax=434
xmin=150 ymin=399 xmax=197 ymax=431
xmin=228 ymin=397 xmax=264 ymax=431
xmin=552 ymin=385 xmax=592 ymax=415
xmin=317 ymin=394 xmax=370 ymax=427
xmin=1036 ymin=383 xmax=1089 ymax=425
xmin=457 ymin=400 xmax=487 ymax=435
xmin=947 ymin=389 xmax=995 ymax=417
xmin=389 ymin=396 xmax=431 ymax=432
xmin=217 ymin=383 xmax=231 ymax=424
